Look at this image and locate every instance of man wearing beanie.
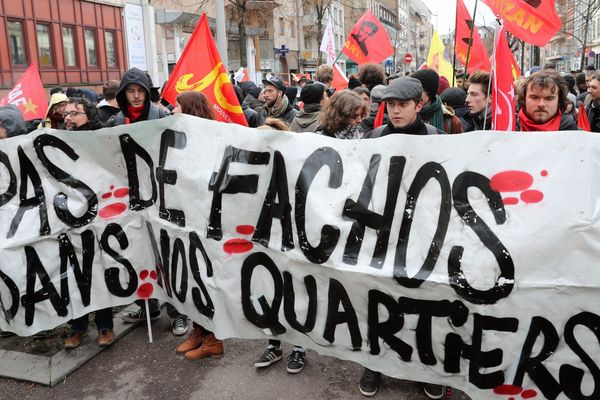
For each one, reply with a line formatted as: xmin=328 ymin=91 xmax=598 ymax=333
xmin=360 ymin=84 xmax=388 ymax=134
xmin=440 ymin=87 xmax=469 ymax=130
xmin=411 ymin=69 xmax=463 ymax=134
xmin=290 ymin=83 xmax=328 ymax=132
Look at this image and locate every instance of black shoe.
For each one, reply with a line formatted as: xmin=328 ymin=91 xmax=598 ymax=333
xmin=123 ymin=308 xmax=160 ymax=324
xmin=423 ymin=383 xmax=446 ymax=399
xmin=359 ymin=368 xmax=381 ymax=397
xmin=254 ymin=346 xmax=283 ymax=368
xmin=286 ymin=350 xmax=305 ymax=373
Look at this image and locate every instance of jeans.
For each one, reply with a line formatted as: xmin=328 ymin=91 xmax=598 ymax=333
xmin=69 ymin=307 xmax=113 ymax=332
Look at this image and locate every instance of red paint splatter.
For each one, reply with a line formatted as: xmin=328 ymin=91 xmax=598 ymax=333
xmin=101 ymin=192 xmax=112 ymax=199
xmin=114 ymin=188 xmax=129 ymax=198
xmin=223 ymin=238 xmax=253 ymax=254
xmin=137 ymin=283 xmax=153 ymax=299
xmin=490 ymin=171 xmax=533 ymax=192
xmin=503 ymin=197 xmax=519 ymax=205
xmin=521 ymin=389 xmax=537 ymax=398
xmin=540 ymin=170 xmax=548 ymax=177
xmin=140 ymin=270 xmax=149 ymax=280
xmin=149 ymin=271 xmax=157 ymax=280
xmin=494 ymin=385 xmax=523 ymax=395
xmin=110 ymin=185 xmax=115 ymax=190
xmin=236 ymin=225 xmax=255 ymax=235
xmin=520 ymin=190 xmax=544 ymax=204
xmin=98 ymin=203 xmax=127 ymax=219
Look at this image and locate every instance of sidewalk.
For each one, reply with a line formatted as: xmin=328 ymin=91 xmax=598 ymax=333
xmin=0 ymin=314 xmax=427 ymax=400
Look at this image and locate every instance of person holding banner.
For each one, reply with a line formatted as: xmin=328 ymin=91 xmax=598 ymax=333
xmin=290 ymin=83 xmax=329 ymax=133
xmin=61 ymin=97 xmax=114 ymax=348
xmin=586 ymin=73 xmax=600 ymax=132
xmin=516 ymin=71 xmax=578 ymax=131
xmin=171 ymin=91 xmax=225 ymax=360
xmin=0 ymin=104 xmax=27 ymax=139
xmin=38 ymin=93 xmax=68 ymax=129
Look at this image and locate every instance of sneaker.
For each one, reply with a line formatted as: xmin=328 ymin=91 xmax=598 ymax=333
xmin=171 ymin=316 xmax=189 ymax=336
xmin=254 ymin=346 xmax=283 ymax=368
xmin=97 ymin=329 xmax=114 ymax=347
xmin=424 ymin=383 xmax=446 ymax=399
xmin=286 ymin=350 xmax=305 ymax=373
xmin=122 ymin=308 xmax=160 ymax=324
xmin=359 ymin=368 xmax=381 ymax=397
xmin=64 ymin=331 xmax=87 ymax=349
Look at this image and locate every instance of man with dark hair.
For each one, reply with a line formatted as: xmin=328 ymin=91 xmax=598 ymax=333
xmin=517 ymin=71 xmax=577 ymax=131
xmin=586 ymin=73 xmax=600 ymax=132
xmin=358 ymin=63 xmax=385 ymax=92
xmin=63 ymin=97 xmax=103 ymax=131
xmin=97 ymin=80 xmax=120 ymax=122
xmin=351 ymin=20 xmax=379 ymax=56
xmin=463 ymin=70 xmax=492 ymax=131
xmin=261 ymin=76 xmax=298 ymax=125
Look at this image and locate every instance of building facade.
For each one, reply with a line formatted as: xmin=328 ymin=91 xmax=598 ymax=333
xmin=0 ymin=0 xmax=127 ymax=91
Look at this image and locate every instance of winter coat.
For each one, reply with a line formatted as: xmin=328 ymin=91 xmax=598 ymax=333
xmin=0 ymin=104 xmax=27 ymax=136
xmin=106 ymin=67 xmax=169 ymax=126
xmin=289 ymin=104 xmax=321 ymax=132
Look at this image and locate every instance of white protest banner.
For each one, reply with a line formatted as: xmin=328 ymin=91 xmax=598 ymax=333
xmin=1 ymin=115 xmax=600 ymax=400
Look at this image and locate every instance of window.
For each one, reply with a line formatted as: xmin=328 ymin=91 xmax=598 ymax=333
xmin=36 ymin=23 xmax=54 ymax=66
xmin=279 ymin=17 xmax=285 ymax=36
xmin=165 ymin=26 xmax=174 ymax=40
xmin=105 ymin=31 xmax=117 ymax=67
xmin=84 ymin=28 xmax=98 ymax=66
xmin=290 ymin=20 xmax=295 ymax=38
xmin=7 ymin=20 xmax=26 ymax=65
xmin=62 ymin=26 xmax=77 ymax=67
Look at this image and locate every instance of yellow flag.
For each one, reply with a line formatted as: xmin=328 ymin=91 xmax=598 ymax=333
xmin=426 ymin=31 xmax=454 ymax=84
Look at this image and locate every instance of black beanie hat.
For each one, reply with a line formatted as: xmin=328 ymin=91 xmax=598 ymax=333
xmin=300 ymin=83 xmax=325 ymax=104
xmin=440 ymin=87 xmax=467 ymax=109
xmin=411 ymin=69 xmax=439 ymax=100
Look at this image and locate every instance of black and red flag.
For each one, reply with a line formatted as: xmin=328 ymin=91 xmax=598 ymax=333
xmin=342 ymin=11 xmax=393 ymax=65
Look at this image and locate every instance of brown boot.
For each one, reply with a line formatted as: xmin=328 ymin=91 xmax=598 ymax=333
xmin=97 ymin=329 xmax=114 ymax=347
xmin=176 ymin=325 xmax=204 ymax=354
xmin=184 ymin=333 xmax=224 ymax=360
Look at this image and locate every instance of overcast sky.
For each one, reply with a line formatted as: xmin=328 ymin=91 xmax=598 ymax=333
xmin=423 ymin=0 xmax=497 ymax=34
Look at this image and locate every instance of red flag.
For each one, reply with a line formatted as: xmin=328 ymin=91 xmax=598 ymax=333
xmin=0 ymin=63 xmax=47 ymax=121
xmin=162 ymin=14 xmax=247 ymax=126
xmin=481 ymin=0 xmax=561 ymax=46
xmin=492 ymin=25 xmax=516 ymax=131
xmin=331 ymin=63 xmax=349 ymax=92
xmin=454 ymin=0 xmax=491 ymax=72
xmin=342 ymin=11 xmax=393 ymax=64
xmin=578 ymin=104 xmax=591 ymax=131
xmin=374 ymin=101 xmax=386 ymax=128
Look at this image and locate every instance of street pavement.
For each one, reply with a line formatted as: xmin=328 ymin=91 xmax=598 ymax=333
xmin=0 ymin=314 xmax=430 ymax=400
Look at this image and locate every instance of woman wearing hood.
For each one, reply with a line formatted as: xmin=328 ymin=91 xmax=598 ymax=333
xmin=38 ymin=93 xmax=68 ymax=129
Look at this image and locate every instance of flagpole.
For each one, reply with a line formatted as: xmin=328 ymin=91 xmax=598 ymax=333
xmin=484 ymin=18 xmax=501 ymax=131
xmin=463 ymin=0 xmax=480 ymax=76
xmin=452 ymin=2 xmax=459 ymax=87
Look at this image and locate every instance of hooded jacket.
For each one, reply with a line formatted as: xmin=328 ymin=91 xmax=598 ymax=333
xmin=107 ymin=68 xmax=169 ymax=126
xmin=0 ymin=105 xmax=27 ymax=137
xmin=289 ymin=104 xmax=321 ymax=132
xmin=39 ymin=93 xmax=69 ymax=129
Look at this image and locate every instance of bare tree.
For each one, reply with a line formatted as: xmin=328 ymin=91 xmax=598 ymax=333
xmin=559 ymin=0 xmax=600 ymax=67
xmin=302 ymin=0 xmax=333 ymax=65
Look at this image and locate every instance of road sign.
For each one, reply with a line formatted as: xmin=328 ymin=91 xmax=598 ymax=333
xmin=404 ymin=53 xmax=413 ymax=63
xmin=276 ymin=45 xmax=290 ymax=56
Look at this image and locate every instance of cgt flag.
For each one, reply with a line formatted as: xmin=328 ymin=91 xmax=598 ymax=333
xmin=342 ymin=10 xmax=393 ymax=65
xmin=0 ymin=63 xmax=47 ymax=121
xmin=455 ymin=0 xmax=491 ymax=72
xmin=162 ymin=13 xmax=247 ymax=126
xmin=481 ymin=0 xmax=561 ymax=47
xmin=492 ymin=24 xmax=516 ymax=131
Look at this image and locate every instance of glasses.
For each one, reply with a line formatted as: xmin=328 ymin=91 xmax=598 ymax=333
xmin=63 ymin=111 xmax=86 ymax=118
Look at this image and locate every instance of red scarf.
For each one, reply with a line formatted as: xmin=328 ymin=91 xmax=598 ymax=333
xmin=126 ymin=104 xmax=144 ymax=123
xmin=518 ymin=108 xmax=562 ymax=132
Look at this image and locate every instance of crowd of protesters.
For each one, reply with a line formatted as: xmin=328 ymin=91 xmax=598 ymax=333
xmin=0 ymin=60 xmax=597 ymax=400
